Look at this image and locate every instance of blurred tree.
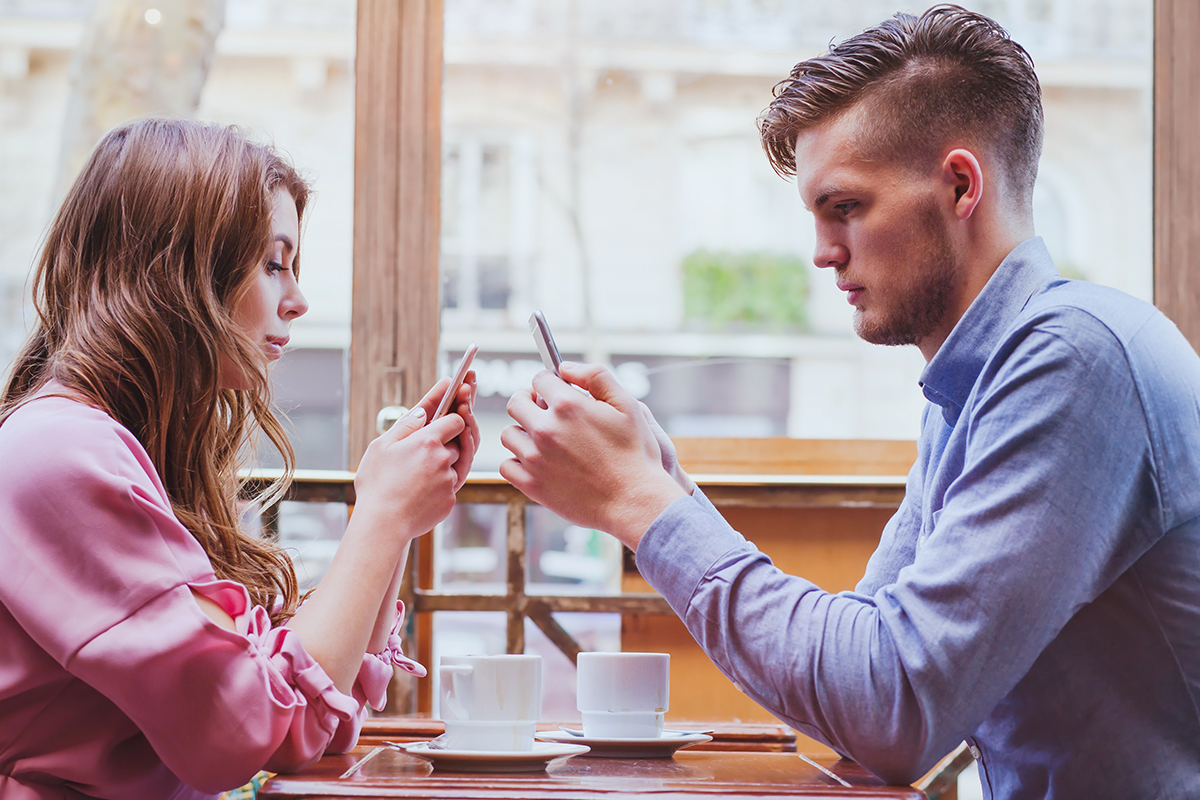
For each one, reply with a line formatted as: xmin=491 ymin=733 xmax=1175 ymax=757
xmin=56 ymin=0 xmax=225 ymax=195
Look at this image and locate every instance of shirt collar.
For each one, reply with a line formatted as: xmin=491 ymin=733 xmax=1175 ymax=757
xmin=919 ymin=237 xmax=1059 ymax=426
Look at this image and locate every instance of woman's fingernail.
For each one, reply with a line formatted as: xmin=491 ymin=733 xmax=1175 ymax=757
xmin=560 ymin=360 xmax=578 ymax=369
xmin=407 ymin=407 xmax=426 ymax=419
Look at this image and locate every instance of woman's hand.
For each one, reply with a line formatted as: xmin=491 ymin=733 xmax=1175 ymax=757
xmin=291 ymin=376 xmax=477 ymax=692
xmin=353 ymin=378 xmax=466 ymax=543
xmin=447 ymin=370 xmax=481 ymax=491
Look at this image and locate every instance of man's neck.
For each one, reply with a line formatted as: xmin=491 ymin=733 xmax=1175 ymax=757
xmin=917 ymin=227 xmax=1035 ymax=362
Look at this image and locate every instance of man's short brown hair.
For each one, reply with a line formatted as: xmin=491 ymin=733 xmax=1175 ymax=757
xmin=758 ymin=4 xmax=1043 ymax=207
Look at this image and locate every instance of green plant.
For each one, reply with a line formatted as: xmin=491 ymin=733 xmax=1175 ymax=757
xmin=682 ymin=249 xmax=809 ymax=331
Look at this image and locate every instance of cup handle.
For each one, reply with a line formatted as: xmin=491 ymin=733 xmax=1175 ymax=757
xmin=441 ymin=665 xmax=473 ymax=720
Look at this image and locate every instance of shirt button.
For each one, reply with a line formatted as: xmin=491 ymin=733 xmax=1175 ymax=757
xmin=969 ymin=744 xmax=981 ymax=759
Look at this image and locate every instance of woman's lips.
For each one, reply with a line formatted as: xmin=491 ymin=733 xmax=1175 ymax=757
xmin=265 ymin=337 xmax=288 ymax=359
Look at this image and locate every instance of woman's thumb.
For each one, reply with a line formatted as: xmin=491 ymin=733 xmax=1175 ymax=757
xmin=384 ymin=406 xmax=426 ymax=440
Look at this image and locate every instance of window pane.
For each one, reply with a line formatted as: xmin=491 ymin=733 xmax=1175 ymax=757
xmin=440 ymin=0 xmax=1152 ymax=447
xmin=206 ymin=0 xmax=357 ymax=557
xmin=0 ymin=0 xmax=357 ymax=571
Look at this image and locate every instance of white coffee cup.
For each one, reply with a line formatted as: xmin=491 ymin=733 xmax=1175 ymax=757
xmin=576 ymin=652 xmax=669 ymax=739
xmin=439 ymin=654 xmax=542 ymax=751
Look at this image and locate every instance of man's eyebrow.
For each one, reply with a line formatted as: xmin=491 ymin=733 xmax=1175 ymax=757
xmin=811 ymin=186 xmax=850 ymax=210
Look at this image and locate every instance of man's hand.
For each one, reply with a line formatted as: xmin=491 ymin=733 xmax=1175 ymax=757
xmin=639 ymin=401 xmax=697 ymax=496
xmin=500 ymin=362 xmax=687 ymax=551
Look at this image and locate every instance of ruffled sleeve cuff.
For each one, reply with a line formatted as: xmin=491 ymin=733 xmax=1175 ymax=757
xmin=188 ymin=583 xmax=427 ymax=759
xmin=191 ymin=579 xmax=362 ymax=764
xmin=354 ymin=600 xmax=426 ymax=715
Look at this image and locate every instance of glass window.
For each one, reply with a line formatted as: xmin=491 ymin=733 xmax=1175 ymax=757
xmin=207 ymin=0 xmax=357 ymax=585
xmin=0 ymin=0 xmax=358 ymax=588
xmin=439 ymin=0 xmax=1152 ymax=450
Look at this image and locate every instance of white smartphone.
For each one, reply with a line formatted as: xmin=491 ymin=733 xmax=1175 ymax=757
xmin=431 ymin=342 xmax=479 ymax=421
xmin=529 ymin=310 xmax=562 ymax=376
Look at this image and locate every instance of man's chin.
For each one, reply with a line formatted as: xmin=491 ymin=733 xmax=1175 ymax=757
xmin=853 ymin=312 xmax=918 ymax=348
xmin=852 ymin=310 xmax=885 ymax=344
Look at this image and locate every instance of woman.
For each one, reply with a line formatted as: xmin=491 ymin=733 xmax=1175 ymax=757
xmin=0 ymin=118 xmax=478 ymax=798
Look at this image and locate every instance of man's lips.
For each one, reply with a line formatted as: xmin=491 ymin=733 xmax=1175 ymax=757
xmin=836 ymin=279 xmax=864 ymax=305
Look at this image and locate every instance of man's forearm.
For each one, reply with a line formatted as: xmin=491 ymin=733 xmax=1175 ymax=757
xmin=633 ymin=490 xmax=947 ymax=784
xmin=604 ymin=472 xmax=688 ymax=552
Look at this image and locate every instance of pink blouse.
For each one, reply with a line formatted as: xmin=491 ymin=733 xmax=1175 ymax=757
xmin=0 ymin=390 xmax=425 ymax=799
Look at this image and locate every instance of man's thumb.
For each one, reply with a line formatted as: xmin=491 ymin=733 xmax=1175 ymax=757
xmin=562 ymin=362 xmax=630 ymax=408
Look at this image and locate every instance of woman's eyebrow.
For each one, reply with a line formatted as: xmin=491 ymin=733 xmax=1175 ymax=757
xmin=275 ymin=234 xmax=296 ymax=253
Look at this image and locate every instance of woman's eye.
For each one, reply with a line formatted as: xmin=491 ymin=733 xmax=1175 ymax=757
xmin=267 ymin=260 xmax=285 ymax=273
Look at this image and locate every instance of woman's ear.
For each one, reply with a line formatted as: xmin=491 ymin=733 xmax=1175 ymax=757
xmin=943 ymin=148 xmax=984 ymax=220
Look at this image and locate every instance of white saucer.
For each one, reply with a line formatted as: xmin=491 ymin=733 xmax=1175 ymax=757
xmin=535 ymin=730 xmax=713 ymax=759
xmin=399 ymin=741 xmax=590 ymax=772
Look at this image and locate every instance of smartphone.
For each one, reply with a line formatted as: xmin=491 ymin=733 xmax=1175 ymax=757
xmin=431 ymin=342 xmax=479 ymax=422
xmin=529 ymin=310 xmax=562 ymax=376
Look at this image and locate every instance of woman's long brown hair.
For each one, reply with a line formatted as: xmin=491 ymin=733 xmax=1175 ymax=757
xmin=1 ymin=118 xmax=309 ymax=625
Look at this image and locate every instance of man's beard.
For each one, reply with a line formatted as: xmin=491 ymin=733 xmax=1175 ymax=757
xmin=851 ymin=200 xmax=960 ymax=347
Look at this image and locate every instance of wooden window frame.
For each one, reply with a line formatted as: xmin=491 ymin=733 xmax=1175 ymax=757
xmin=1155 ymin=0 xmax=1200 ymax=332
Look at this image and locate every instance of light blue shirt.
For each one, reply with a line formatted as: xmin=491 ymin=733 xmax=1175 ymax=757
xmin=637 ymin=238 xmax=1200 ymax=799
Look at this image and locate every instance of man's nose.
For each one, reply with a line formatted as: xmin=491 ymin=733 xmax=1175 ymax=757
xmin=813 ymin=236 xmax=848 ymax=270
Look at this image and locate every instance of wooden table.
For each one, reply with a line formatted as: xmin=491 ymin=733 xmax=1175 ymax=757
xmin=359 ymin=717 xmax=800 ymax=753
xmin=259 ymin=745 xmax=926 ymax=799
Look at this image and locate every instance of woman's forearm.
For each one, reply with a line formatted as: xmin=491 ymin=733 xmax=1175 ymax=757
xmin=284 ymin=396 xmax=466 ymax=694
xmin=286 ymin=507 xmax=408 ymax=694
xmin=367 ymin=543 xmax=410 ymax=654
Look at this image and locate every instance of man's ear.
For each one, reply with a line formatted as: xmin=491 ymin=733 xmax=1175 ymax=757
xmin=942 ymin=148 xmax=984 ymax=220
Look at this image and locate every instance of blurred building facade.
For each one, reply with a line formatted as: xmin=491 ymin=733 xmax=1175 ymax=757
xmin=0 ymin=0 xmax=1152 ymax=470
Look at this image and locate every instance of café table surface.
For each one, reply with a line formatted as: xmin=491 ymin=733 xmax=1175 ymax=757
xmin=357 ymin=717 xmax=801 ymax=753
xmin=258 ymin=744 xmax=927 ymax=800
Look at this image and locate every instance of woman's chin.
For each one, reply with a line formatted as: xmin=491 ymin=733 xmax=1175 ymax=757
xmin=218 ymin=361 xmax=264 ymax=392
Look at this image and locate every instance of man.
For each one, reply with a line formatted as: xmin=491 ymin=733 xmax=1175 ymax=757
xmin=500 ymin=5 xmax=1200 ymax=798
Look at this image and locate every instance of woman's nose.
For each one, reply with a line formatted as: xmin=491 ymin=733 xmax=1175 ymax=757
xmin=283 ymin=282 xmax=309 ymax=320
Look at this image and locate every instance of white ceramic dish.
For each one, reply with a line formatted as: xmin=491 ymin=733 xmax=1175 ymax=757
xmin=534 ymin=730 xmax=713 ymax=759
xmin=399 ymin=741 xmax=590 ymax=773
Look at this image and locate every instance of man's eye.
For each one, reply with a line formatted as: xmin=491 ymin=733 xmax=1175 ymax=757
xmin=834 ymin=202 xmax=857 ymax=216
